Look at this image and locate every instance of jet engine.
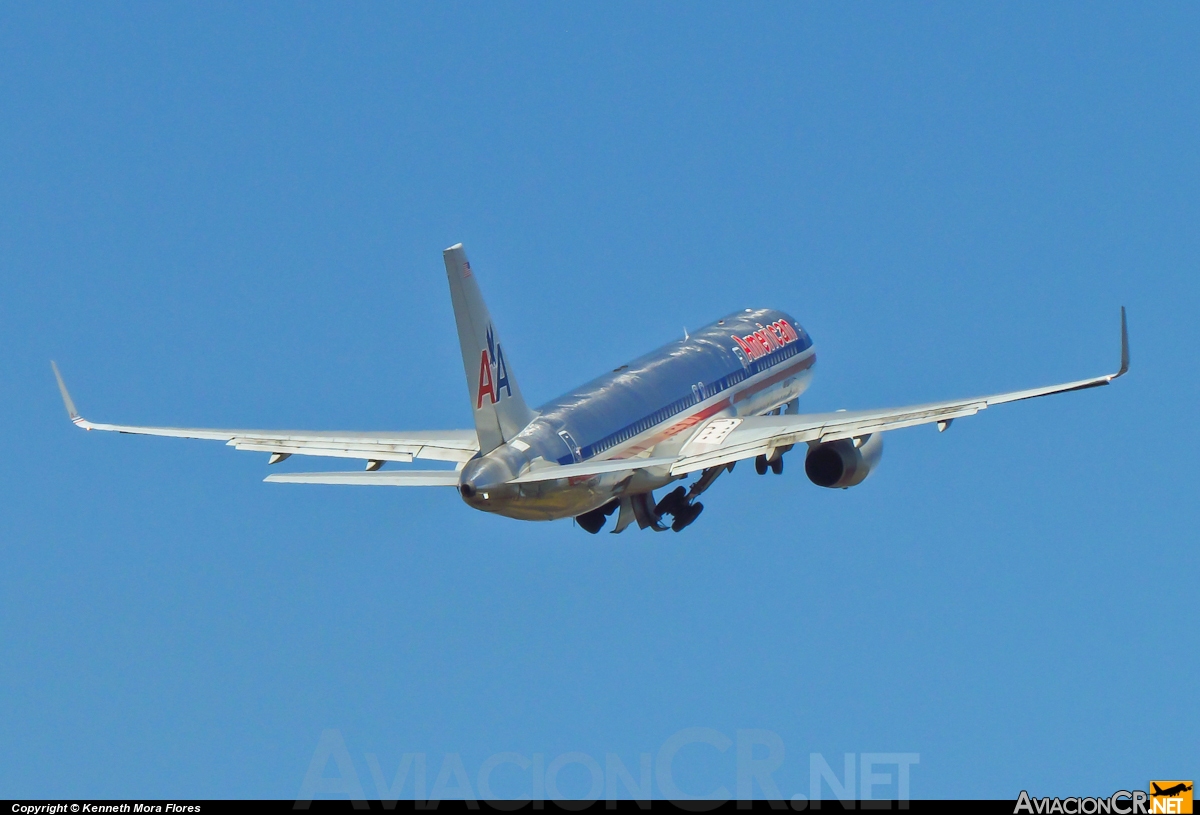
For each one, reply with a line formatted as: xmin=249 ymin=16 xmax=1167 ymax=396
xmin=804 ymin=434 xmax=883 ymax=488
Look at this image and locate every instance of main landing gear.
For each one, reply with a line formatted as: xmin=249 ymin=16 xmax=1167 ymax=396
xmin=573 ymin=462 xmax=735 ymax=535
xmin=655 ymin=486 xmax=704 ymax=532
xmin=575 ymin=436 xmax=795 ymax=534
xmin=755 ymin=444 xmax=791 ymax=476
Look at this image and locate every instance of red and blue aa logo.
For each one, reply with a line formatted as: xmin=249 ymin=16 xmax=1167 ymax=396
xmin=476 ymin=324 xmax=512 ymax=409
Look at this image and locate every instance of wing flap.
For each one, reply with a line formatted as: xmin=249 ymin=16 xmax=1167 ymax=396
xmin=228 ymin=435 xmax=484 ymax=463
xmin=231 ymin=441 xmax=417 ymax=463
xmin=77 ymin=421 xmax=479 ymax=461
xmin=809 ymin=402 xmax=988 ymax=442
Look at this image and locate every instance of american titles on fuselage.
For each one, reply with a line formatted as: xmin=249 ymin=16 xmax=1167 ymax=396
xmin=731 ymin=318 xmax=802 ymax=367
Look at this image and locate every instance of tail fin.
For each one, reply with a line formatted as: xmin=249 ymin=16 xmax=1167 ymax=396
xmin=443 ymin=244 xmax=535 ymax=454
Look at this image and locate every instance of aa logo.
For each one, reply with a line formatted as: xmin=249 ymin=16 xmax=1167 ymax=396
xmin=1150 ymin=781 xmax=1193 ymax=814
xmin=475 ymin=324 xmax=512 ymax=409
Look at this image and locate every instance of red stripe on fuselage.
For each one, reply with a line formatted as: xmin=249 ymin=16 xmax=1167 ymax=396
xmin=732 ymin=351 xmax=815 ymax=404
xmin=617 ymin=350 xmax=816 ymax=458
xmin=622 ymin=397 xmax=733 ymax=455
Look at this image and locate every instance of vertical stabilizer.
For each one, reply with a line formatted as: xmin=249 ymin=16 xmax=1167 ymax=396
xmin=443 ymin=244 xmax=535 ymax=454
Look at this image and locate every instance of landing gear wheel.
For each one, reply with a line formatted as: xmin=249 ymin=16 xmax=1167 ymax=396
xmin=755 ymin=454 xmax=768 ymax=475
xmin=769 ymin=456 xmax=783 ymax=475
xmin=576 ymin=512 xmax=605 ymax=534
xmin=671 ymin=501 xmax=704 ymax=532
xmin=654 ymin=486 xmax=687 ymax=518
xmin=575 ymin=499 xmax=619 ymax=534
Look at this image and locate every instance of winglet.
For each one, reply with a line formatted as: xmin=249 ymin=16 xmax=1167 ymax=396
xmin=1116 ymin=306 xmax=1129 ymax=378
xmin=50 ymin=361 xmax=82 ymax=422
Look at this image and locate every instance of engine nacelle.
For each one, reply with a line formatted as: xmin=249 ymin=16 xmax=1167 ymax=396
xmin=804 ymin=434 xmax=883 ymax=488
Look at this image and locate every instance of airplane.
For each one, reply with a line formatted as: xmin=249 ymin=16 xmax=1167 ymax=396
xmin=51 ymin=243 xmax=1130 ymax=534
xmin=1152 ymin=783 xmax=1192 ymax=797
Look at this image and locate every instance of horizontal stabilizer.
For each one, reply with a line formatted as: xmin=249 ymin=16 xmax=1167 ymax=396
xmin=264 ymin=470 xmax=461 ymax=487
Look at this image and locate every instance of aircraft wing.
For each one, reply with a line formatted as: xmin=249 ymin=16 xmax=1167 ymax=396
xmin=51 ymin=363 xmax=479 ymax=466
xmin=506 ymin=308 xmax=1129 ymax=484
xmin=670 ymin=308 xmax=1129 ymax=475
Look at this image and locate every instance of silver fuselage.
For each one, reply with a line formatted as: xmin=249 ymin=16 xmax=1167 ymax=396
xmin=459 ymin=308 xmax=815 ymax=520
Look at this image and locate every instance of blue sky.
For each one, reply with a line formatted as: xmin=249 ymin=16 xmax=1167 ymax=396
xmin=1 ymin=2 xmax=1196 ymax=801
